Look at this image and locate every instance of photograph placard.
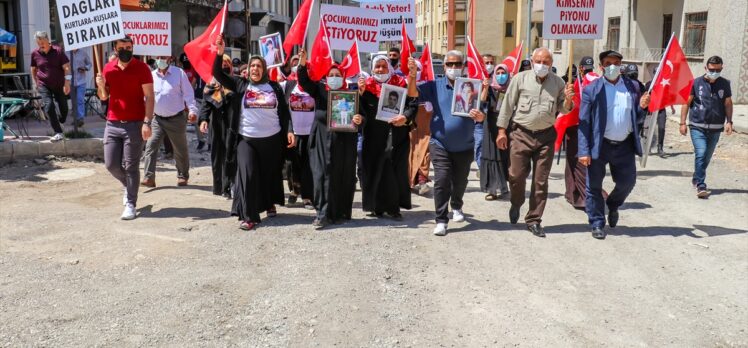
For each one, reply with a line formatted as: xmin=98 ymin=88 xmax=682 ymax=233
xmin=451 ymin=78 xmax=481 ymax=117
xmin=259 ymin=32 xmax=284 ymax=68
xmin=328 ymin=90 xmax=359 ymax=132
xmin=375 ymin=84 xmax=407 ymax=122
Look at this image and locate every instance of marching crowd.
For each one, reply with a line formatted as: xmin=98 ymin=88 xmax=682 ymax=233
xmin=29 ymin=31 xmax=735 ymax=239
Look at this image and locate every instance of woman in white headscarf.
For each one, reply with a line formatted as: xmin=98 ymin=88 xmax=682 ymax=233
xmin=357 ymin=55 xmax=418 ymax=220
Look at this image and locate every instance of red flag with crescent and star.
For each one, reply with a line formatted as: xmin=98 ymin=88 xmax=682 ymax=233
xmin=648 ymin=37 xmax=693 ymax=112
xmin=553 ymin=72 xmax=600 ymax=152
xmin=419 ymin=43 xmax=435 ymax=82
xmin=502 ymin=42 xmax=523 ymax=75
xmin=308 ymin=19 xmax=334 ymax=82
xmin=399 ymin=20 xmax=417 ymax=76
xmin=340 ymin=40 xmax=361 ymax=78
xmin=183 ymin=0 xmax=228 ymax=83
xmin=282 ymin=0 xmax=314 ymax=58
xmin=466 ymin=36 xmax=488 ymax=79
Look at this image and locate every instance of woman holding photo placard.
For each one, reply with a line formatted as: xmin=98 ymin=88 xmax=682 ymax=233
xmin=213 ymin=36 xmax=296 ymax=231
xmin=358 ymin=55 xmax=418 ymax=220
xmin=296 ymin=48 xmax=363 ymax=229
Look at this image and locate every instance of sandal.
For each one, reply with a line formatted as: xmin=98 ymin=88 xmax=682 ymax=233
xmin=485 ymin=194 xmax=497 ymax=201
xmin=239 ymin=221 xmax=259 ymax=230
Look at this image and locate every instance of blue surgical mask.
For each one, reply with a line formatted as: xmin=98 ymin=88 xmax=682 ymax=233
xmin=496 ymin=73 xmax=508 ymax=85
xmin=706 ymin=71 xmax=720 ymax=80
xmin=327 ymin=76 xmax=344 ymax=90
xmin=604 ymin=64 xmax=621 ymax=81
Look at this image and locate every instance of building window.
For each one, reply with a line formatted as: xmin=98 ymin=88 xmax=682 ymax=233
xmin=554 ymin=40 xmax=563 ymax=52
xmin=684 ymin=12 xmax=707 ymax=56
xmin=606 ymin=17 xmax=620 ymax=51
xmin=505 ymin=22 xmax=513 ymax=37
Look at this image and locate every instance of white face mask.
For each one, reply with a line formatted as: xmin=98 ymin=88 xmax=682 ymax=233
xmin=291 ymin=65 xmax=298 ymax=74
xmin=485 ymin=64 xmax=495 ymax=73
xmin=706 ymin=71 xmax=720 ymax=80
xmin=533 ymin=63 xmax=550 ymax=78
xmin=373 ymin=73 xmax=390 ymax=83
xmin=603 ymin=65 xmax=621 ymax=81
xmin=327 ymin=76 xmax=343 ymax=90
xmin=156 ymin=59 xmax=168 ymax=70
xmin=446 ymin=68 xmax=462 ymax=80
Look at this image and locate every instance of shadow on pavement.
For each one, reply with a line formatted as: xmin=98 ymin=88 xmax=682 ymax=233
xmin=545 ymin=224 xmax=747 ymax=238
xmin=620 ymin=202 xmax=652 ymax=210
xmin=138 ymin=204 xmax=228 ymax=220
xmin=708 ymin=188 xmax=748 ymax=196
xmin=638 ymin=169 xmax=692 ymax=178
xmin=693 ymin=225 xmax=747 ymax=237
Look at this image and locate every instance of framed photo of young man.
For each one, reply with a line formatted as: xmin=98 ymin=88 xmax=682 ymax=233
xmin=375 ymin=84 xmax=407 ymax=122
xmin=328 ymin=90 xmax=359 ymax=132
xmin=259 ymin=32 xmax=284 ymax=68
xmin=451 ymin=78 xmax=482 ymax=117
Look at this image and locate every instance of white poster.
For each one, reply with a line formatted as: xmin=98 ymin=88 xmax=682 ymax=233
xmin=57 ymin=0 xmax=125 ymax=50
xmin=319 ymin=4 xmax=380 ymax=53
xmin=360 ymin=1 xmax=416 ymax=42
xmin=542 ymin=0 xmax=605 ymax=40
xmin=122 ymin=12 xmax=171 ymax=56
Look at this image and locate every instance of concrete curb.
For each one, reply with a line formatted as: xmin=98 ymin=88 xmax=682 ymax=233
xmin=0 ymin=138 xmax=104 ymax=165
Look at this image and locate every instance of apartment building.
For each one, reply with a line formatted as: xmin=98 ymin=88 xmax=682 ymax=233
xmin=547 ymin=0 xmax=748 ymax=104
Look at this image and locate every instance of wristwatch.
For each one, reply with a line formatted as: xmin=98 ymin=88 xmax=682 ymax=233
xmin=144 ymin=119 xmax=152 ymax=126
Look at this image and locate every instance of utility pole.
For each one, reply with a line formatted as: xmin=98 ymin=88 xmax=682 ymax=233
xmin=525 ymin=0 xmax=532 ymax=59
xmin=245 ymin=0 xmax=252 ymax=59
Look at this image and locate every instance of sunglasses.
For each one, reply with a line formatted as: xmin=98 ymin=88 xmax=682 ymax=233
xmin=445 ymin=62 xmax=463 ymax=67
xmin=707 ymin=68 xmax=723 ymax=72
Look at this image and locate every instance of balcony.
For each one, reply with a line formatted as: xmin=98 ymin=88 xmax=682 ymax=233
xmin=440 ymin=35 xmax=466 ymax=48
xmin=442 ymin=0 xmax=466 ymax=13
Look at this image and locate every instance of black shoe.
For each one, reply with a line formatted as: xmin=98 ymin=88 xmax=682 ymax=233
xmin=509 ymin=205 xmax=520 ymax=224
xmin=657 ymin=144 xmax=664 ymax=156
xmin=591 ymin=227 xmax=606 ymax=239
xmin=608 ymin=210 xmax=619 ymax=228
xmin=288 ymin=194 xmax=298 ymax=205
xmin=196 ymin=141 xmax=205 ymax=151
xmin=387 ymin=212 xmax=403 ymax=221
xmin=527 ymin=224 xmax=545 ymax=238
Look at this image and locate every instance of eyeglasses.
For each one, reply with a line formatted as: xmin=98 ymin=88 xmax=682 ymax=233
xmin=445 ymin=62 xmax=463 ymax=67
xmin=707 ymin=68 xmax=723 ymax=72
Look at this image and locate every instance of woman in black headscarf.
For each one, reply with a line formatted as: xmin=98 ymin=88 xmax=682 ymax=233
xmin=480 ymin=64 xmax=511 ymax=200
xmin=213 ymin=36 xmax=295 ymax=231
xmin=358 ymin=55 xmax=418 ymax=220
xmin=295 ymin=48 xmax=363 ymax=229
xmin=199 ymin=54 xmax=235 ymax=198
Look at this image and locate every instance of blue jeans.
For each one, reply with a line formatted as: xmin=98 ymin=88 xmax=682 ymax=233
xmin=473 ymin=121 xmax=483 ymax=167
xmin=690 ymin=126 xmax=721 ymax=188
xmin=74 ymin=84 xmax=86 ymax=120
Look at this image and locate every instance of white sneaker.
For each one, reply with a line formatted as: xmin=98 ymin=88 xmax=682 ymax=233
xmin=51 ymin=133 xmax=64 ymax=142
xmin=121 ymin=203 xmax=137 ymax=220
xmin=452 ymin=209 xmax=465 ymax=222
xmin=418 ymin=183 xmax=431 ymax=195
xmin=433 ymin=222 xmax=447 ymax=236
xmin=122 ymin=188 xmax=128 ymax=206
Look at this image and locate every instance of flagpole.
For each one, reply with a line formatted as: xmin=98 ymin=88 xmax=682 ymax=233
xmin=302 ymin=0 xmax=315 ymax=51
xmin=567 ymin=40 xmax=574 ymax=82
xmin=355 ymin=38 xmax=362 ymax=76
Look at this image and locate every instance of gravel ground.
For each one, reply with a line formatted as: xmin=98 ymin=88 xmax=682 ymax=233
xmin=1 ymin=121 xmax=747 ymax=347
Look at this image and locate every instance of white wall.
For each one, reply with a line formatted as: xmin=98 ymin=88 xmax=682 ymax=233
xmin=18 ymin=0 xmax=51 ymax=74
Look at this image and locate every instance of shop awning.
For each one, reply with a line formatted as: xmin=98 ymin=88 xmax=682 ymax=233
xmin=0 ymin=28 xmax=16 ymax=45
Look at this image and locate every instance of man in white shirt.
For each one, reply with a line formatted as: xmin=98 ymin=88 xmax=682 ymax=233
xmin=141 ymin=56 xmax=199 ymax=187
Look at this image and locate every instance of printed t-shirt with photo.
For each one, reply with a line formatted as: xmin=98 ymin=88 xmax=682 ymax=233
xmin=288 ymin=84 xmax=315 ymax=135
xmin=240 ymin=83 xmax=281 ymax=138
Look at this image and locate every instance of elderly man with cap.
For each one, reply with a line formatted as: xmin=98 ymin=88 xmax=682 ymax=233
xmin=497 ymin=47 xmax=574 ymax=237
xmin=578 ymin=50 xmax=650 ymax=240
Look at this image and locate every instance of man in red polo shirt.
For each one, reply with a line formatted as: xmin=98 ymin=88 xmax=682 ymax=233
xmin=96 ymin=36 xmax=154 ymax=220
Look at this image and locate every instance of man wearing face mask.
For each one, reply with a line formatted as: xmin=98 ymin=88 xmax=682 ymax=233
xmin=497 ymin=47 xmax=574 ymax=237
xmin=140 ymin=55 xmax=199 ymax=188
xmin=680 ymin=55 xmax=734 ymax=199
xmin=96 ymin=36 xmax=155 ymax=220
xmin=578 ymin=50 xmax=650 ymax=239
xmin=388 ymin=47 xmax=404 ymax=76
xmin=415 ymin=51 xmax=487 ymax=236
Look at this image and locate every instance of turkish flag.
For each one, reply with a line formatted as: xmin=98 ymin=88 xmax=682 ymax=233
xmin=502 ymin=42 xmax=523 ymax=75
xmin=554 ymin=72 xmax=600 ymax=151
xmin=466 ymin=36 xmax=488 ymax=79
xmin=269 ymin=66 xmax=285 ymax=82
xmin=308 ymin=20 xmax=334 ymax=82
xmin=419 ymin=43 xmax=435 ymax=82
xmin=649 ymin=37 xmax=693 ymax=112
xmin=183 ymin=1 xmax=228 ymax=83
xmin=340 ymin=40 xmax=361 ymax=78
xmin=282 ymin=0 xmax=314 ymax=59
xmin=399 ymin=21 xmax=417 ymax=76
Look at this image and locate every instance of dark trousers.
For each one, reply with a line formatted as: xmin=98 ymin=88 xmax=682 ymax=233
xmin=143 ymin=112 xmax=190 ymax=181
xmin=585 ymin=136 xmax=637 ymax=228
xmin=430 ymin=143 xmax=473 ymax=224
xmin=39 ymin=85 xmax=68 ymax=134
xmin=104 ymin=121 xmax=144 ymax=206
xmin=656 ymin=110 xmax=667 ymax=147
xmin=508 ymin=126 xmax=556 ymax=225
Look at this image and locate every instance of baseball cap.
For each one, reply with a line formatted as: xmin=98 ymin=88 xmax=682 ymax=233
xmin=520 ymin=59 xmax=532 ymax=70
xmin=624 ymin=63 xmax=638 ymax=74
xmin=579 ymin=56 xmax=594 ymax=68
xmin=232 ymin=58 xmax=242 ymax=66
xmin=599 ymin=50 xmax=623 ymax=62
